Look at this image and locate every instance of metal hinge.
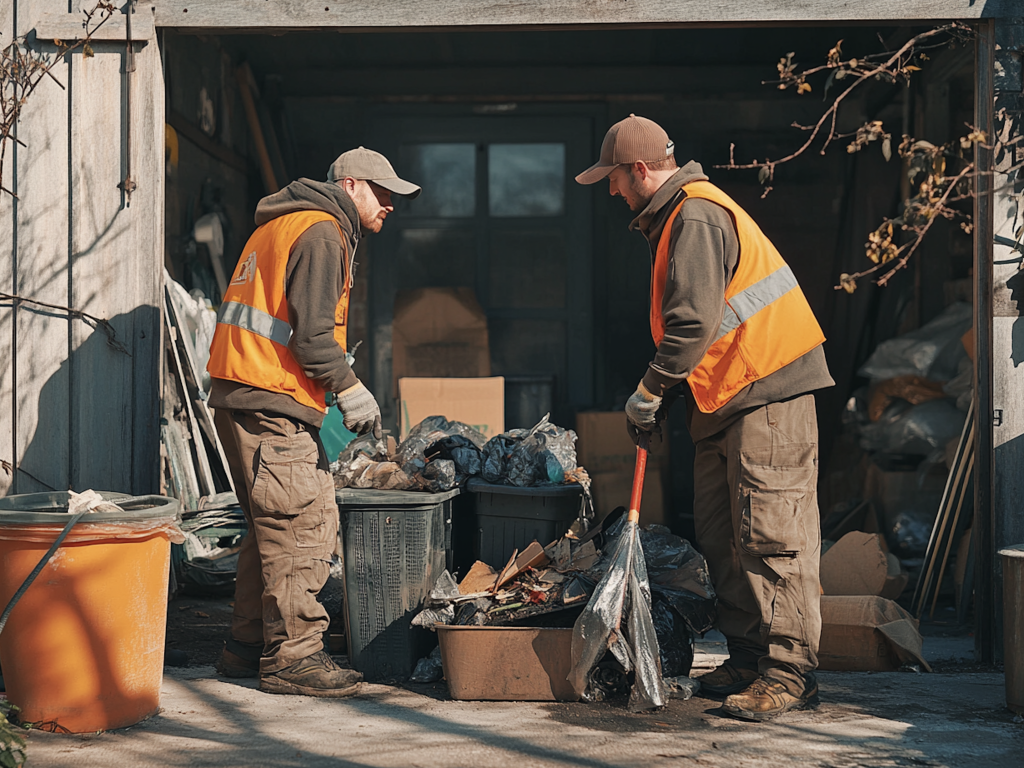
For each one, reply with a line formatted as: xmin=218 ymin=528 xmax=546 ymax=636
xmin=994 ymin=409 xmax=1004 ymax=427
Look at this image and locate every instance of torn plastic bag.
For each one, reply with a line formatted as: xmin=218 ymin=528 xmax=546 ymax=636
xmin=333 ymin=433 xmax=388 ymax=471
xmin=858 ymin=399 xmax=966 ymax=456
xmin=507 ymin=414 xmax=579 ymax=486
xmin=335 ymin=454 xmax=421 ymax=491
xmin=412 ymin=570 xmax=461 ymax=628
xmin=663 ymin=675 xmax=700 ymax=700
xmin=410 ymin=646 xmax=444 ymax=683
xmin=640 ymin=525 xmax=717 ymax=636
xmin=394 ymin=416 xmax=487 ymax=467
xmin=858 ymin=302 xmax=972 ymax=382
xmin=481 ymin=429 xmax=530 ymax=483
xmin=651 ymin=597 xmax=694 ymax=678
xmin=425 ymin=436 xmax=482 ymax=481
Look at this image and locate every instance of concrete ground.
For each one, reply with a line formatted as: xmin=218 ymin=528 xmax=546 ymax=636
xmin=22 ymin=621 xmax=1024 ymax=768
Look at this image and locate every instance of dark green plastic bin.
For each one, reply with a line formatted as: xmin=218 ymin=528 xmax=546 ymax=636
xmin=336 ymin=487 xmax=457 ymax=682
xmin=463 ymin=480 xmax=583 ymax=569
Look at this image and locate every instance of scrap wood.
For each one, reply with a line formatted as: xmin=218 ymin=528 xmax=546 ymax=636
xmin=571 ymin=540 xmax=599 ymax=571
xmin=491 ymin=549 xmax=519 ymax=593
xmin=493 ymin=541 xmax=549 ymax=591
xmin=545 ymin=538 xmax=571 ymax=568
xmin=459 ymin=561 xmax=498 ymax=594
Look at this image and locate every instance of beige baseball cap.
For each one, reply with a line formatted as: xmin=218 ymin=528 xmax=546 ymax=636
xmin=575 ymin=115 xmax=675 ymax=185
xmin=328 ymin=147 xmax=421 ymax=198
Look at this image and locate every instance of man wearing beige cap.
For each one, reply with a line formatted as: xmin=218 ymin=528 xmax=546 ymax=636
xmin=208 ymin=147 xmax=420 ymax=696
xmin=577 ymin=116 xmax=833 ymax=720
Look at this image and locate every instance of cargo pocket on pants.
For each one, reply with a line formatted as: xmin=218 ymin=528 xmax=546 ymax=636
xmin=738 ymin=443 xmax=816 ymax=557
xmin=252 ymin=432 xmax=321 ymax=516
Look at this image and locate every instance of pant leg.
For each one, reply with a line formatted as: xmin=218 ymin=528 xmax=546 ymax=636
xmin=692 ymin=429 xmax=765 ymax=671
xmin=213 ymin=409 xmax=337 ymax=673
xmin=214 ymin=408 xmax=265 ymax=647
xmin=725 ymin=395 xmax=822 ymax=695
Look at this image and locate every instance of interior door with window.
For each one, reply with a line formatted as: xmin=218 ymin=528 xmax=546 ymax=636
xmin=369 ymin=112 xmax=593 ymax=431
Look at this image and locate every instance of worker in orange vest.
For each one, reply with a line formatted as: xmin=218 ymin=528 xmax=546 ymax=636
xmin=208 ymin=148 xmax=420 ymax=697
xmin=577 ymin=116 xmax=834 ymax=721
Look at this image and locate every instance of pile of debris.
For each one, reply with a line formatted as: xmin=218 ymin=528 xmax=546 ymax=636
xmin=411 ymin=511 xmax=716 ymax=705
xmin=332 ymin=414 xmax=588 ymax=495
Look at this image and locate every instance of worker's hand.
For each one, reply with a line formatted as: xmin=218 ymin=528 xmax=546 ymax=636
xmin=336 ymin=381 xmax=382 ymax=440
xmin=625 ymin=380 xmax=662 ymax=434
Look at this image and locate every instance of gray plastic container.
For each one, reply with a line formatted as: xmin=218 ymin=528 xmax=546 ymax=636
xmin=463 ymin=480 xmax=583 ymax=568
xmin=336 ymin=487 xmax=458 ymax=682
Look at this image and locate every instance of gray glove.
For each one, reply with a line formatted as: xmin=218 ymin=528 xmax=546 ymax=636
xmin=624 ymin=380 xmax=662 ymax=430
xmin=336 ymin=381 xmax=382 ymax=440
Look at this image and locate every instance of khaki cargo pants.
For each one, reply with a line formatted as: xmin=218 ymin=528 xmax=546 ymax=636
xmin=693 ymin=394 xmax=821 ymax=695
xmin=214 ymin=409 xmax=338 ymax=674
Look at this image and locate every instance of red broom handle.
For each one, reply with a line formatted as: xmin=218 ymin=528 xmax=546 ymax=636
xmin=627 ymin=437 xmax=649 ymax=524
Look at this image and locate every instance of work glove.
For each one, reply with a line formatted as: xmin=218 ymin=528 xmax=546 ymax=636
xmin=336 ymin=381 xmax=382 ymax=440
xmin=625 ymin=380 xmax=662 ymax=435
xmin=627 ymin=385 xmax=680 ymax=445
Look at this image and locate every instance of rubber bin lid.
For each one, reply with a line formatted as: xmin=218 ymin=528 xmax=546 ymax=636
xmin=335 ymin=487 xmax=460 ymax=507
xmin=0 ymin=491 xmax=181 ymax=525
xmin=465 ymin=479 xmax=582 ymax=497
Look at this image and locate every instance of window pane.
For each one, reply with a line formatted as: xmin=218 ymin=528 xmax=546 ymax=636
xmin=488 ymin=143 xmax=565 ymax=217
xmin=401 ymin=143 xmax=475 ymax=217
xmin=395 ymin=229 xmax=476 ymax=291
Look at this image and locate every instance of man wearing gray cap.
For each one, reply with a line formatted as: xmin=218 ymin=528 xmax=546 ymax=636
xmin=208 ymin=147 xmax=420 ymax=696
xmin=577 ymin=116 xmax=833 ymax=720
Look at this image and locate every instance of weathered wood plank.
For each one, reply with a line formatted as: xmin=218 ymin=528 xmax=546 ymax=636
xmin=13 ymin=0 xmax=71 ymax=494
xmin=34 ymin=9 xmax=155 ymax=42
xmin=68 ymin=40 xmax=135 ymax=493
xmin=0 ymin=1 xmax=15 ymax=494
xmin=132 ymin=17 xmax=165 ymax=495
xmin=151 ymin=0 xmax=1014 ymax=29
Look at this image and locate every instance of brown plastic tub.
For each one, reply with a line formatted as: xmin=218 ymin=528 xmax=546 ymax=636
xmin=436 ymin=626 xmax=580 ymax=701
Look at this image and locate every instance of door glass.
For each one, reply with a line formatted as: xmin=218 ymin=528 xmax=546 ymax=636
xmin=489 ymin=230 xmax=566 ymax=309
xmin=488 ymin=143 xmax=565 ymax=217
xmin=401 ymin=143 xmax=475 ymax=217
xmin=395 ymin=229 xmax=476 ymax=291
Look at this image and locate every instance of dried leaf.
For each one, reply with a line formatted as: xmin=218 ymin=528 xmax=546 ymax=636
xmin=839 ymin=273 xmax=857 ymax=294
xmin=758 ymin=165 xmax=770 ymax=184
xmin=882 ymin=136 xmax=892 ymax=162
xmin=194 ymin=611 xmax=210 ymax=618
xmin=83 ymin=43 xmax=94 ymax=58
xmin=797 ymin=81 xmax=812 ymax=95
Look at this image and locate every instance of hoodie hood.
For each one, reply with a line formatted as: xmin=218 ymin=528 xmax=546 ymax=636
xmin=630 ymin=160 xmax=709 ymax=239
xmin=254 ymin=177 xmax=360 ymax=243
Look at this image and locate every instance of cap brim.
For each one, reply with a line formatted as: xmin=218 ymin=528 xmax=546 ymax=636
xmin=372 ymin=177 xmax=421 ymax=199
xmin=574 ymin=162 xmax=616 ymax=185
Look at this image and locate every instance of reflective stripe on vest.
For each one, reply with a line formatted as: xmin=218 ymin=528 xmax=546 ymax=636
xmin=217 ymin=301 xmax=292 ymax=347
xmin=715 ymin=265 xmax=798 ymax=341
xmin=651 ymin=180 xmax=825 ymax=414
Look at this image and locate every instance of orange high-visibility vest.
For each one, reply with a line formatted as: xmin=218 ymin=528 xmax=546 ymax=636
xmin=208 ymin=210 xmax=351 ymax=414
xmin=651 ymin=180 xmax=825 ymax=414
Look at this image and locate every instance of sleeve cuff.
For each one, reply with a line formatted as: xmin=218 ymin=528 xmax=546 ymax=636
xmin=642 ymin=366 xmax=685 ymax=397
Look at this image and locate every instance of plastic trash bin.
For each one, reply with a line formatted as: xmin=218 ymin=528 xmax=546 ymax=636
xmin=337 ymin=487 xmax=457 ymax=682
xmin=0 ymin=491 xmax=182 ymax=733
xmin=461 ymin=479 xmax=583 ymax=569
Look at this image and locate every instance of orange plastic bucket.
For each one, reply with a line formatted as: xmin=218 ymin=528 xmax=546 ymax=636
xmin=0 ymin=492 xmax=182 ymax=733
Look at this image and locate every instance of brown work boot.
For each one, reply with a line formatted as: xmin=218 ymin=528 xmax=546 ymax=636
xmin=216 ymin=638 xmax=262 ymax=679
xmin=697 ymin=663 xmax=760 ymax=697
xmin=259 ymin=650 xmax=364 ymax=698
xmin=721 ymin=677 xmax=819 ymax=722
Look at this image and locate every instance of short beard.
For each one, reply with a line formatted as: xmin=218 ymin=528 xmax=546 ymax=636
xmin=626 ymin=169 xmax=653 ymax=212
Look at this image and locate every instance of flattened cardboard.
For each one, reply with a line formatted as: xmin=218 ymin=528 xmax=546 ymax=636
xmin=392 ymin=287 xmax=491 ymax=396
xmin=459 ymin=561 xmax=498 ymax=595
xmin=576 ymin=412 xmax=669 ymax=474
xmin=398 ymin=377 xmax=504 ymax=440
xmin=820 ymin=532 xmax=889 ymax=596
xmin=819 ymin=595 xmax=931 ymax=672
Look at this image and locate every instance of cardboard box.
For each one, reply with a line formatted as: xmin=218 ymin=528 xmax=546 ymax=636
xmin=820 ymin=531 xmax=908 ymax=600
xmin=819 ymin=595 xmax=931 ymax=672
xmin=590 ymin=465 xmax=668 ymax=528
xmin=398 ymin=377 xmax=504 ymax=441
xmin=576 ymin=412 xmax=669 ymax=474
xmin=392 ymin=288 xmax=491 ymax=397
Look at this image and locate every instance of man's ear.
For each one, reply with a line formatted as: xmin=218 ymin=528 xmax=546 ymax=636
xmin=633 ymin=161 xmax=650 ymax=181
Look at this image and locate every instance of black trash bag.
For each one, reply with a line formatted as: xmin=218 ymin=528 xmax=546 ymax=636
xmin=581 ymin=654 xmax=631 ymax=703
xmin=480 ymin=429 xmax=530 ymax=483
xmin=507 ymin=414 xmax=578 ymax=486
xmin=420 ymin=459 xmax=457 ymax=492
xmin=640 ymin=525 xmax=717 ymax=636
xmin=651 ymin=596 xmax=695 ymax=678
xmin=425 ymin=435 xmax=483 ymax=482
